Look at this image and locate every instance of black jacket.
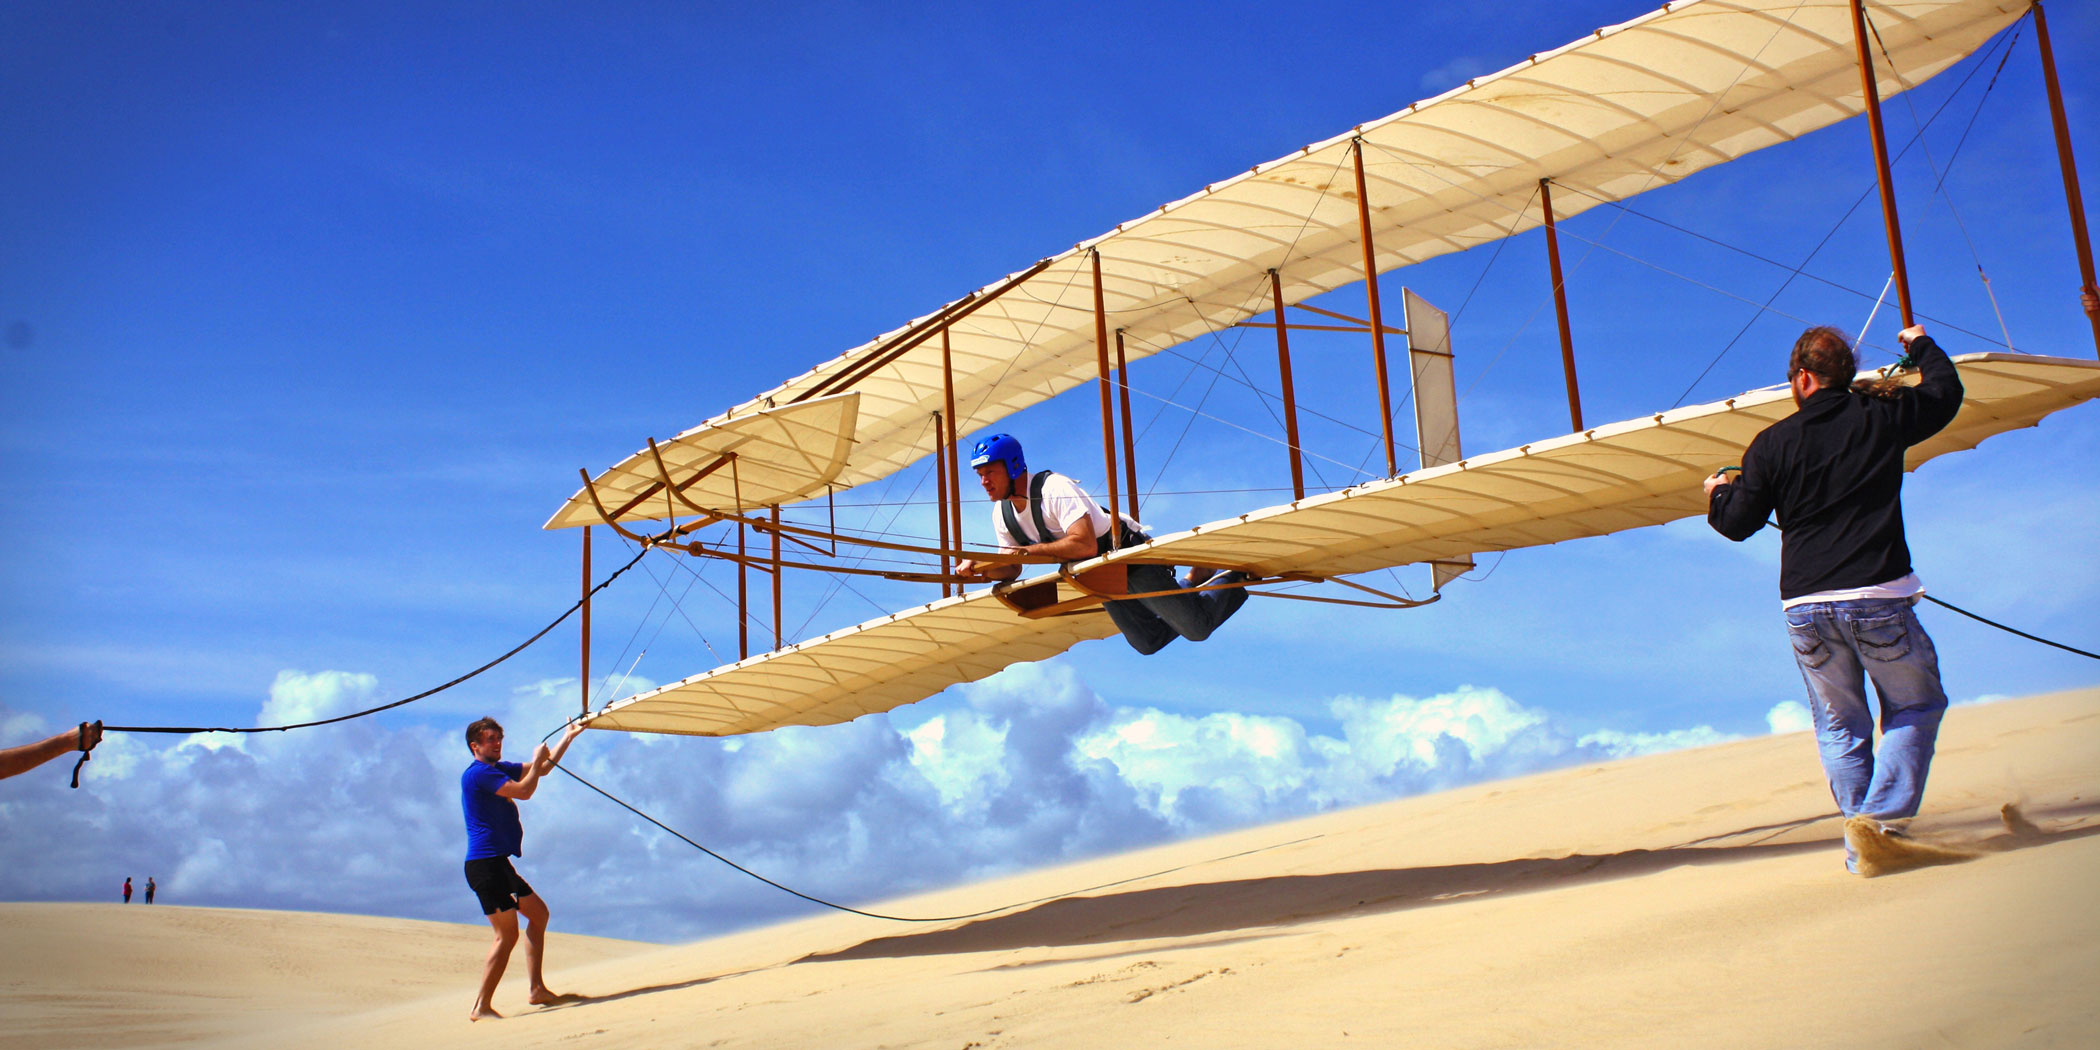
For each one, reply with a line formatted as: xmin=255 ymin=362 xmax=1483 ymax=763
xmin=1707 ymin=335 xmax=1963 ymax=600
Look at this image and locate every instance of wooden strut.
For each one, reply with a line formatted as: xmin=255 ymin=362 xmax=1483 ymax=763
xmin=1539 ymin=177 xmax=1584 ymax=433
xmin=2030 ymin=0 xmax=2100 ymax=355
xmin=684 ymin=502 xmax=1040 ymax=566
xmin=586 ymin=450 xmax=1037 ymax=571
xmin=1269 ymin=268 xmax=1306 ymax=501
xmin=1849 ymin=0 xmax=1915 ymax=327
xmin=1352 ymin=138 xmax=1400 ymax=477
xmin=770 ymin=505 xmax=782 ymax=650
xmin=941 ymin=328 xmax=964 ymax=576
xmin=734 ymin=456 xmax=746 ymax=660
xmin=660 ymin=537 xmax=966 ymax=584
xmin=1235 ymin=301 xmax=1407 ymax=336
xmin=934 ymin=411 xmax=953 ymax=598
xmin=1090 ymin=249 xmax=1123 ymax=542
xmin=1237 ymin=321 xmax=1393 ymax=334
xmin=577 ymin=468 xmax=665 ymax=548
xmin=645 ymin=440 xmax=727 ymax=520
xmin=1293 ymin=301 xmax=1405 ymax=333
xmin=737 ymin=519 xmax=748 ymax=660
xmin=579 ymin=525 xmax=591 ymax=717
xmin=1115 ymin=329 xmax=1140 ymax=523
xmin=600 ymin=447 xmax=737 ymax=524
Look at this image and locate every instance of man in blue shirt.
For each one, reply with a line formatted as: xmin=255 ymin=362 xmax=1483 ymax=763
xmin=462 ymin=716 xmax=584 ymax=1021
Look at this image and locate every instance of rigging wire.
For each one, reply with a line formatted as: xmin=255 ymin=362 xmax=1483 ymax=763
xmin=1662 ymin=22 xmax=2021 ymax=405
xmin=627 ymin=552 xmax=720 ymax=663
xmin=102 ymin=549 xmax=649 ymax=737
xmin=1121 ymin=385 xmax=1387 ymax=479
xmin=1866 ymin=8 xmax=2022 ymax=352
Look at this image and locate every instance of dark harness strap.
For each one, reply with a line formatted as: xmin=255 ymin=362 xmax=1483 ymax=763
xmin=1000 ymin=471 xmax=1146 ymax=555
xmin=1000 ymin=471 xmax=1054 ymax=546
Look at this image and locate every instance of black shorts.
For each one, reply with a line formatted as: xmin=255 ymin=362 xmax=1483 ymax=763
xmin=463 ymin=856 xmax=536 ymax=916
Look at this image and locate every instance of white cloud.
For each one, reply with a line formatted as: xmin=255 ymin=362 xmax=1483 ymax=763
xmin=1 ymin=711 xmax=49 ymax=744
xmin=1578 ymin=725 xmax=1736 ymax=758
xmin=0 ymin=665 xmax=1735 ymax=944
xmin=257 ymin=669 xmax=378 ymax=726
xmin=1766 ymin=700 xmax=1812 ymax=733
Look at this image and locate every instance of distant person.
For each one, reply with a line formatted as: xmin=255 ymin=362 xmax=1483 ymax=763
xmin=461 ymin=716 xmax=584 ymax=1021
xmin=122 ymin=877 xmax=131 ymax=904
xmin=145 ymin=877 xmax=156 ymax=905
xmin=1706 ymin=322 xmax=1962 ymax=875
xmin=0 ymin=721 xmax=101 ymax=781
xmin=954 ymin=433 xmax=1250 ymax=654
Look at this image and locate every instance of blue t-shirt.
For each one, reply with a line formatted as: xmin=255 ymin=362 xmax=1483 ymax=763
xmin=462 ymin=759 xmax=526 ymax=861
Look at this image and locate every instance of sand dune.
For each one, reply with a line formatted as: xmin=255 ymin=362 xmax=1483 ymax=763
xmin=5 ymin=687 xmax=2094 ymax=1050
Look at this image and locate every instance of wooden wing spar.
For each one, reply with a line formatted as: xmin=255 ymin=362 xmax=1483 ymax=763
xmin=546 ymin=0 xmax=2026 ymax=503
xmin=582 ymin=354 xmax=2100 ymax=737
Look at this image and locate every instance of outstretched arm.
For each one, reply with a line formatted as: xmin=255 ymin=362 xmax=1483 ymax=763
xmin=958 ymin=516 xmax=1098 ymax=580
xmin=0 ymin=723 xmax=100 ymax=781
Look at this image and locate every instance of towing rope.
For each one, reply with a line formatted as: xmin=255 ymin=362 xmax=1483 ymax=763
xmin=94 ymin=549 xmax=648 ymax=740
xmin=1921 ymin=593 xmax=2098 ymax=661
xmin=550 ymin=756 xmax=1318 ymax=924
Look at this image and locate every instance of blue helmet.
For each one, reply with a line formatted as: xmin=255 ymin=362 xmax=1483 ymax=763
xmin=969 ymin=433 xmax=1026 ymax=483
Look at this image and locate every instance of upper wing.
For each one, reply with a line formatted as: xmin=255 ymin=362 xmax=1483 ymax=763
xmin=569 ymin=0 xmax=2024 ymax=515
xmin=586 ymin=353 xmax=2100 ymax=736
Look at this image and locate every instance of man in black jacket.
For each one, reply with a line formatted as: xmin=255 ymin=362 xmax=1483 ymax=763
xmin=1706 ymin=322 xmax=1963 ymax=874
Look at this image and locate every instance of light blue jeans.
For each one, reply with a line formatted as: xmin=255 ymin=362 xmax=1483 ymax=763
xmin=1784 ymin=596 xmax=1948 ymax=822
xmin=1105 ymin=563 xmax=1249 ymax=655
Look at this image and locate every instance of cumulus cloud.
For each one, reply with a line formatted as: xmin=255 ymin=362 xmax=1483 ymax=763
xmin=1766 ymin=700 xmax=1812 ymax=733
xmin=0 ymin=664 xmax=1734 ymax=943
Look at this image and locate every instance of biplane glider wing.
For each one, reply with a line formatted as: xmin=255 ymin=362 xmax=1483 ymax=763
xmin=546 ymin=393 xmax=859 ymax=530
xmin=583 ymin=353 xmax=2100 ymax=736
xmin=603 ymin=0 xmax=2025 ymax=500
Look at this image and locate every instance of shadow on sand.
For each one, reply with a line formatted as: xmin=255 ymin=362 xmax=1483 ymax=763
xmin=798 ymin=802 xmax=2100 ymax=964
xmin=532 ymin=970 xmax=762 ymax=1012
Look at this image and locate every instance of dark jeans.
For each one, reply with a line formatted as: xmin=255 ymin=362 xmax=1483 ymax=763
xmin=1104 ymin=563 xmax=1248 ymax=655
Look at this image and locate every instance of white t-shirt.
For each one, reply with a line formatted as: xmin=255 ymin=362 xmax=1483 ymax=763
xmin=989 ymin=472 xmax=1139 ymax=550
xmin=1780 ymin=571 xmax=1924 ymax=610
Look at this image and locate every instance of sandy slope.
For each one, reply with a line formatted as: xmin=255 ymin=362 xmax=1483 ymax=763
xmin=4 ymin=688 xmax=2094 ymax=1050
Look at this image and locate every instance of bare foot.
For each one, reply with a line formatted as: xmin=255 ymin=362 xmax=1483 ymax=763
xmin=470 ymin=1003 xmax=503 ymax=1022
xmin=528 ymin=988 xmax=563 ymax=1006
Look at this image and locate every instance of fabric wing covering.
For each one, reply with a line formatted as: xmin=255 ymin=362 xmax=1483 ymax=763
xmin=585 ymin=354 xmax=2100 ymax=736
xmin=590 ymin=0 xmax=2026 ymax=510
xmin=546 ymin=393 xmax=858 ymax=530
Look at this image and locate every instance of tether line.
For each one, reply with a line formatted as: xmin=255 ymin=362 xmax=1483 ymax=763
xmin=553 ymin=757 xmax=1321 ymax=924
xmin=103 ymin=549 xmax=650 ymax=736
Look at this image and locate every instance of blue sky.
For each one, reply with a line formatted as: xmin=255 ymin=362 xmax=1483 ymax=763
xmin=3 ymin=1 xmax=2095 ymax=943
